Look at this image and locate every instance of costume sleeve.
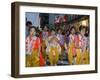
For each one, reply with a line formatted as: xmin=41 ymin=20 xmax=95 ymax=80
xmin=26 ymin=37 xmax=29 ymax=53
xmin=46 ymin=44 xmax=50 ymax=54
xmin=57 ymin=44 xmax=61 ymax=54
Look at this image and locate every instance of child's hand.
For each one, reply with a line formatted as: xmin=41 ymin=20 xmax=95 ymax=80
xmin=52 ymin=51 xmax=56 ymax=56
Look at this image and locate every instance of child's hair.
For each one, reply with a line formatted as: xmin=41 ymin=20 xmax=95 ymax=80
xmin=79 ymin=25 xmax=86 ymax=31
xmin=85 ymin=27 xmax=89 ymax=37
xmin=51 ymin=29 xmax=56 ymax=34
xmin=43 ymin=24 xmax=48 ymax=28
xmin=26 ymin=21 xmax=32 ymax=26
xmin=51 ymin=29 xmax=55 ymax=32
xmin=70 ymin=26 xmax=76 ymax=33
xmin=70 ymin=26 xmax=75 ymax=31
xmin=57 ymin=28 xmax=62 ymax=32
xmin=29 ymin=26 xmax=36 ymax=32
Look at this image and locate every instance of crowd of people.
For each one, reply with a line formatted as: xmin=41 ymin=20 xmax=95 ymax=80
xmin=25 ymin=21 xmax=89 ymax=67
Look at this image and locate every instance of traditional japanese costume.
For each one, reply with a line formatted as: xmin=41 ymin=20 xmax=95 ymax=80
xmin=57 ymin=34 xmax=65 ymax=60
xmin=63 ymin=15 xmax=67 ymax=23
xmin=46 ymin=37 xmax=61 ymax=66
xmin=26 ymin=36 xmax=40 ymax=67
xmin=42 ymin=31 xmax=49 ymax=60
xmin=57 ymin=34 xmax=65 ymax=46
xmin=54 ymin=16 xmax=61 ymax=30
xmin=74 ymin=34 xmax=89 ymax=65
xmin=74 ymin=34 xmax=82 ymax=65
xmin=79 ymin=35 xmax=89 ymax=64
xmin=68 ymin=34 xmax=76 ymax=65
xmin=65 ymin=33 xmax=70 ymax=45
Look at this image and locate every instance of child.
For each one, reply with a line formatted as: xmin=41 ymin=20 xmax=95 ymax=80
xmin=57 ymin=29 xmax=65 ymax=48
xmin=54 ymin=16 xmax=61 ymax=30
xmin=26 ymin=27 xmax=40 ymax=67
xmin=48 ymin=30 xmax=56 ymax=42
xmin=74 ymin=33 xmax=82 ymax=65
xmin=42 ymin=25 xmax=49 ymax=40
xmin=26 ymin=21 xmax=32 ymax=37
xmin=65 ymin=29 xmax=70 ymax=45
xmin=46 ymin=35 xmax=61 ymax=66
xmin=78 ymin=26 xmax=89 ymax=64
xmin=57 ymin=29 xmax=65 ymax=60
xmin=41 ymin=25 xmax=49 ymax=62
xmin=68 ymin=26 xmax=76 ymax=65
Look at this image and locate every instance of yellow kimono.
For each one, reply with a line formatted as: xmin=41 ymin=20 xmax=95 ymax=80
xmin=68 ymin=42 xmax=74 ymax=65
xmin=75 ymin=35 xmax=89 ymax=65
xmin=41 ymin=40 xmax=47 ymax=61
xmin=79 ymin=35 xmax=89 ymax=64
xmin=49 ymin=47 xmax=59 ymax=65
xmin=42 ymin=31 xmax=49 ymax=61
xmin=81 ymin=49 xmax=89 ymax=64
xmin=68 ymin=34 xmax=82 ymax=65
xmin=26 ymin=49 xmax=40 ymax=67
xmin=26 ymin=36 xmax=40 ymax=67
xmin=46 ymin=38 xmax=61 ymax=66
xmin=75 ymin=48 xmax=82 ymax=64
xmin=68 ymin=34 xmax=76 ymax=65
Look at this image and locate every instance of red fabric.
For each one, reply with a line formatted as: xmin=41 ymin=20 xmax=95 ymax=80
xmin=39 ymin=36 xmax=45 ymax=66
xmin=39 ymin=32 xmax=42 ymax=44
xmin=72 ymin=47 xmax=76 ymax=56
xmin=75 ymin=35 xmax=79 ymax=46
xmin=33 ymin=38 xmax=39 ymax=50
xmin=39 ymin=52 xmax=45 ymax=66
xmin=63 ymin=15 xmax=67 ymax=22
xmin=29 ymin=36 xmax=32 ymax=41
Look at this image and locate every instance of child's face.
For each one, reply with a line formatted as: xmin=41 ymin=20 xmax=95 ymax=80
xmin=81 ymin=28 xmax=85 ymax=36
xmin=51 ymin=31 xmax=55 ymax=35
xmin=58 ymin=30 xmax=61 ymax=34
xmin=30 ymin=28 xmax=35 ymax=36
xmin=44 ymin=26 xmax=47 ymax=31
xmin=52 ymin=39 xmax=57 ymax=44
xmin=71 ymin=28 xmax=75 ymax=34
xmin=27 ymin=23 xmax=32 ymax=27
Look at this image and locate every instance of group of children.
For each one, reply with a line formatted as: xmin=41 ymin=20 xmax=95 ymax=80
xmin=25 ymin=21 xmax=89 ymax=67
xmin=67 ymin=26 xmax=89 ymax=65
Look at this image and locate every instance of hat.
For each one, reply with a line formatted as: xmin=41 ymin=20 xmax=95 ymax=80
xmin=49 ymin=36 xmax=59 ymax=42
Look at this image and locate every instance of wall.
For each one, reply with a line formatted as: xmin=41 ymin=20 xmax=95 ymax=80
xmin=49 ymin=14 xmax=55 ymax=25
xmin=26 ymin=12 xmax=40 ymax=27
xmin=0 ymin=0 xmax=99 ymax=80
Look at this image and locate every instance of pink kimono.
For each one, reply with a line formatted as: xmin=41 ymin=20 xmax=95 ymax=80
xmin=26 ymin=36 xmax=40 ymax=55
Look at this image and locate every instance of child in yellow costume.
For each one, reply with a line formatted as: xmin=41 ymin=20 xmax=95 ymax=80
xmin=68 ymin=43 xmax=74 ymax=65
xmin=26 ymin=47 xmax=40 ymax=67
xmin=46 ymin=36 xmax=61 ymax=66
xmin=73 ymin=34 xmax=82 ymax=65
xmin=26 ymin=27 xmax=40 ymax=67
xmin=57 ymin=29 xmax=65 ymax=60
xmin=75 ymin=48 xmax=82 ymax=65
xmin=68 ymin=27 xmax=77 ymax=65
xmin=42 ymin=26 xmax=49 ymax=61
xmin=78 ymin=26 xmax=89 ymax=64
xmin=81 ymin=46 xmax=89 ymax=64
xmin=41 ymin=40 xmax=47 ymax=60
xmin=81 ymin=49 xmax=89 ymax=64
